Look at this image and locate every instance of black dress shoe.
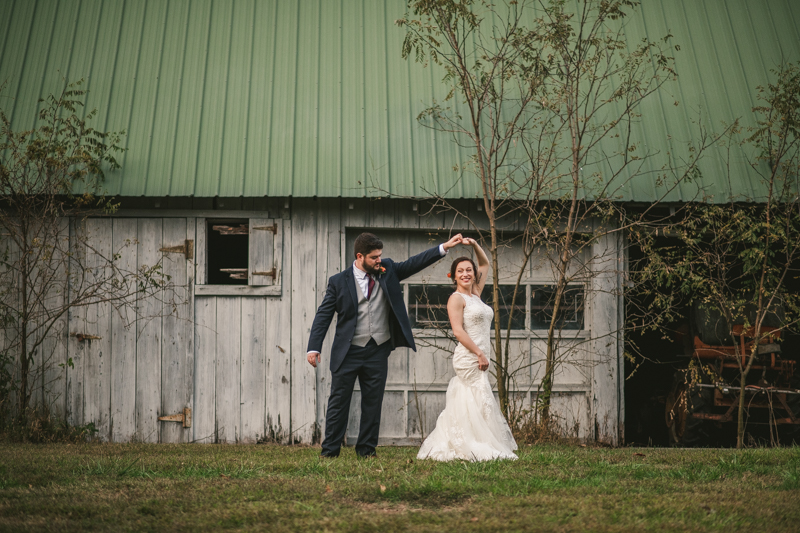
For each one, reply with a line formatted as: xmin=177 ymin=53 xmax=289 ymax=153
xmin=319 ymin=453 xmax=338 ymax=459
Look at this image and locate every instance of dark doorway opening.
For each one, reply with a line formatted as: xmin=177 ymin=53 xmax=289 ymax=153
xmin=624 ymin=239 xmax=800 ymax=447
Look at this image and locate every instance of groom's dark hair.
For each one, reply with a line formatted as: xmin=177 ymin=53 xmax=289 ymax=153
xmin=354 ymin=232 xmax=383 ymax=258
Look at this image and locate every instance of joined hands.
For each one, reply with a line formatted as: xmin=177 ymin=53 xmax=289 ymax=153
xmin=443 ymin=234 xmax=481 ymax=251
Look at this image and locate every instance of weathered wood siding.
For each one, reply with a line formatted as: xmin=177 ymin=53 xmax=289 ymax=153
xmin=25 ymin=199 xmax=623 ymax=444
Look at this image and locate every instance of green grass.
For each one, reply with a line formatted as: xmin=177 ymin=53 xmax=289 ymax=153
xmin=0 ymin=444 xmax=799 ymax=532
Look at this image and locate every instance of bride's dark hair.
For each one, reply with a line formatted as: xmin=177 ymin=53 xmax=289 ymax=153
xmin=449 ymin=257 xmax=478 ymax=285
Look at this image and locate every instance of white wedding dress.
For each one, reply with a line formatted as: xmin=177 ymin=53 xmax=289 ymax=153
xmin=417 ymin=292 xmax=518 ymax=461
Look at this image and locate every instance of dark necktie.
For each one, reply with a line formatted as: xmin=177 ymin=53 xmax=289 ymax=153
xmin=367 ymin=275 xmax=375 ymax=300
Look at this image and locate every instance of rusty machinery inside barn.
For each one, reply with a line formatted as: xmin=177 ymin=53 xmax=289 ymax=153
xmin=627 ymin=297 xmax=800 ymax=447
xmin=664 ymin=304 xmax=800 ymax=446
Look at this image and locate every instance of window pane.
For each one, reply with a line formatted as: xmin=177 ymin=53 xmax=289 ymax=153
xmin=408 ymin=284 xmax=527 ymax=331
xmin=485 ymin=285 xmax=526 ymax=330
xmin=408 ymin=285 xmax=453 ymax=328
xmin=531 ymin=285 xmax=584 ymax=330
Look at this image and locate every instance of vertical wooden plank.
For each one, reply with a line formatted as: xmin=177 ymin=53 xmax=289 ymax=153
xmin=39 ymin=218 xmax=69 ymax=419
xmin=136 ymin=218 xmax=163 ymax=442
xmin=417 ymin=199 xmax=446 ymax=230
xmin=368 ymin=198 xmax=396 ymax=229
xmin=82 ymin=219 xmax=113 ymax=440
xmin=185 ymin=218 xmax=196 ymax=440
xmin=589 ymin=230 xmax=622 ymax=445
xmin=240 ymin=297 xmax=266 ymax=443
xmin=27 ymin=227 xmax=46 ymax=412
xmin=315 ymin=200 xmax=338 ymax=442
xmin=394 ymin=199 xmax=419 ymax=229
xmin=215 ymin=297 xmax=241 ymax=443
xmin=195 ymin=218 xmax=208 ymax=285
xmin=0 ymin=230 xmax=17 ymax=416
xmin=248 ymin=218 xmax=275 ymax=286
xmin=110 ymin=218 xmax=137 ymax=442
xmin=343 ymin=198 xmax=369 ymax=229
xmin=467 ymin=200 xmax=491 ymax=232
xmin=271 ymin=217 xmax=284 ymax=288
xmin=265 ymin=220 xmax=291 ymax=443
xmin=66 ymin=219 xmax=86 ymax=427
xmin=160 ymin=218 xmax=191 ymax=443
xmin=193 ymin=296 xmax=217 ymax=443
xmin=291 ymin=200 xmax=317 ymax=443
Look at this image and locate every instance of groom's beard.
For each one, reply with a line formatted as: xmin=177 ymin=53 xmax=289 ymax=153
xmin=365 ymin=263 xmax=382 ymax=275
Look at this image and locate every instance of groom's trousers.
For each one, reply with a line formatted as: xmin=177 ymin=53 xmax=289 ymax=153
xmin=321 ymin=338 xmax=391 ymax=457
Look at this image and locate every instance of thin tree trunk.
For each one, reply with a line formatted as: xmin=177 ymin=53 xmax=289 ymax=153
xmin=18 ymin=253 xmax=29 ymax=422
xmin=541 ymin=270 xmax=568 ymax=421
xmin=489 ymin=215 xmax=508 ymax=418
xmin=736 ymin=368 xmax=749 ymax=449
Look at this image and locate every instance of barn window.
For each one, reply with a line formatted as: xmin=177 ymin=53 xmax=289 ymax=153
xmin=196 ymin=217 xmax=282 ymax=296
xmin=530 ymin=285 xmax=584 ymax=330
xmin=408 ymin=284 xmax=526 ymax=330
xmin=207 ymin=219 xmax=249 ymax=285
xmin=485 ymin=285 xmax=526 ymax=330
xmin=409 ymin=285 xmax=451 ymax=328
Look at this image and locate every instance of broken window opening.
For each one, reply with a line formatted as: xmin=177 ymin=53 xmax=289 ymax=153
xmin=207 ymin=219 xmax=249 ymax=285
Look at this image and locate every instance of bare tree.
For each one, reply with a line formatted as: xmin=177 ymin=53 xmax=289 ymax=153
xmin=0 ymin=80 xmax=175 ymax=424
xmin=398 ymin=0 xmax=717 ymax=426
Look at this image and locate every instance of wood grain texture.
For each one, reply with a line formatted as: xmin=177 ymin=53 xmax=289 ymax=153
xmin=66 ymin=219 xmax=86 ymax=427
xmin=248 ymin=218 xmax=275 ymax=286
xmin=82 ymin=218 xmax=113 ymax=441
xmin=265 ymin=220 xmax=291 ymax=443
xmin=160 ymin=218 xmax=191 ymax=443
xmin=315 ymin=200 xmax=338 ymax=443
xmin=110 ymin=218 xmax=138 ymax=442
xmin=39 ymin=218 xmax=69 ymax=419
xmin=195 ymin=218 xmax=207 ymax=285
xmin=215 ymin=297 xmax=241 ymax=443
xmin=193 ymin=296 xmax=216 ymax=443
xmin=589 ymin=231 xmax=621 ymax=445
xmin=135 ymin=218 xmax=163 ymax=442
xmin=240 ymin=297 xmax=266 ymax=443
xmin=184 ymin=218 xmax=196 ymax=441
xmin=290 ymin=200 xmax=318 ymax=443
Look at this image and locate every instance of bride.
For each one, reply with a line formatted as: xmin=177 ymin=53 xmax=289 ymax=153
xmin=417 ymin=238 xmax=518 ymax=461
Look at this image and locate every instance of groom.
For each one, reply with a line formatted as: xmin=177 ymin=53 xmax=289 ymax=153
xmin=307 ymin=232 xmax=462 ymax=457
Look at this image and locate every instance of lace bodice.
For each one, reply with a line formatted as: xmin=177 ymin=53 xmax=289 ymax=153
xmin=456 ymin=292 xmax=493 ymax=356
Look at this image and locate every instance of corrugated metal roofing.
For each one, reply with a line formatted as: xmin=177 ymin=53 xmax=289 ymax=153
xmin=0 ymin=0 xmax=798 ymax=201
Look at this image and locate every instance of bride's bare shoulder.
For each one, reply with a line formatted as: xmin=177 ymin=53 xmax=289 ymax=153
xmin=448 ymin=291 xmax=467 ymax=306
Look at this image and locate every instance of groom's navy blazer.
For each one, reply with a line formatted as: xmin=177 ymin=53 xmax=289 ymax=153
xmin=307 ymin=245 xmax=443 ymax=372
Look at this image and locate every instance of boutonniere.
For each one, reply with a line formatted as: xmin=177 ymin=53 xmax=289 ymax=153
xmin=377 ymin=266 xmax=386 ymax=276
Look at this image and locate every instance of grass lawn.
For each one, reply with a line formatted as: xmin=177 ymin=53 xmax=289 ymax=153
xmin=1 ymin=443 xmax=799 ymax=532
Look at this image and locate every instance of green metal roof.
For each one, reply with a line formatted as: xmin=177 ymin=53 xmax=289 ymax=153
xmin=0 ymin=0 xmax=798 ymax=201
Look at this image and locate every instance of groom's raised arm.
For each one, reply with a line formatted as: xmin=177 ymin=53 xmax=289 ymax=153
xmin=393 ymin=234 xmax=462 ymax=281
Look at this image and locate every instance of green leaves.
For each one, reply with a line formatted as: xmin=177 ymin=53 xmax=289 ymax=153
xmin=1 ymin=78 xmax=125 ymax=202
xmin=633 ymin=62 xmax=800 ymax=360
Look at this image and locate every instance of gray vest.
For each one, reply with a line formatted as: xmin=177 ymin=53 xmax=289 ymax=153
xmin=352 ymin=275 xmax=391 ymax=347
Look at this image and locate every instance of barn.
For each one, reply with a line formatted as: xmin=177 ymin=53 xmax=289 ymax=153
xmin=1 ymin=0 xmax=798 ymax=446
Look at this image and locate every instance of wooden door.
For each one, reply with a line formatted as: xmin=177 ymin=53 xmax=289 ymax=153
xmin=157 ymin=218 xmax=195 ymax=443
